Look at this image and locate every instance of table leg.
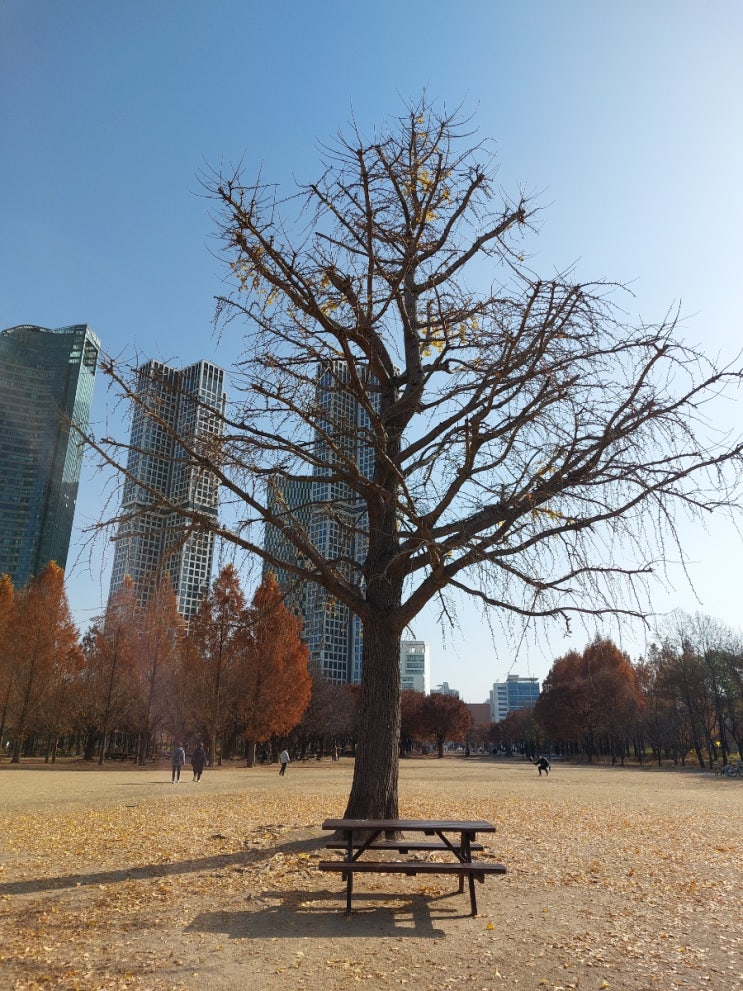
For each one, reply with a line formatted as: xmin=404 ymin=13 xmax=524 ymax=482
xmin=345 ymin=868 xmax=353 ymax=916
xmin=343 ymin=829 xmax=354 ymax=915
xmin=461 ymin=831 xmax=477 ymax=915
xmin=467 ymin=872 xmax=478 ymax=916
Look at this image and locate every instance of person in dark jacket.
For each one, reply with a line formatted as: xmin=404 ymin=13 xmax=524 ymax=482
xmin=191 ymin=742 xmax=207 ymax=781
xmin=171 ymin=742 xmax=186 ymax=782
xmin=534 ymin=755 xmax=551 ymax=776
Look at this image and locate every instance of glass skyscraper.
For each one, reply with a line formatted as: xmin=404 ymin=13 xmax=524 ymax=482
xmin=108 ymin=359 xmax=226 ymax=617
xmin=0 ymin=323 xmax=100 ymax=587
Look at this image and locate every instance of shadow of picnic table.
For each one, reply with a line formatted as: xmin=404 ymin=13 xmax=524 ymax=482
xmin=186 ymin=895 xmax=451 ymax=938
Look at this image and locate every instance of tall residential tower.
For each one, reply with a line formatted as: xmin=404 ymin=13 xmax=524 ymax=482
xmin=108 ymin=358 xmax=226 ymax=617
xmin=264 ymin=360 xmax=379 ymax=683
xmin=0 ymin=324 xmax=99 ymax=586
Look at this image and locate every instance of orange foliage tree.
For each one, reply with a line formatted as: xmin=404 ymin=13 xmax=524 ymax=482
xmin=79 ymin=576 xmax=139 ymax=763
xmin=0 ymin=573 xmax=16 ymax=748
xmin=185 ymin=564 xmax=248 ymax=765
xmin=536 ymin=637 xmax=640 ymax=761
xmin=130 ymin=579 xmax=185 ymax=764
xmin=237 ymin=572 xmax=311 ymax=766
xmin=6 ymin=562 xmax=81 ymax=762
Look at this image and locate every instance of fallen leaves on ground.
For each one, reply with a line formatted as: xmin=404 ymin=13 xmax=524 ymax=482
xmin=0 ymin=762 xmax=741 ymax=991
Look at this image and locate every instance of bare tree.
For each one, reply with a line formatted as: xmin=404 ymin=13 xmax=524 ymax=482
xmin=92 ymin=98 xmax=743 ymax=818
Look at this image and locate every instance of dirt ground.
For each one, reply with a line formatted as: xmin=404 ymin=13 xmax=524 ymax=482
xmin=0 ymin=757 xmax=741 ymax=991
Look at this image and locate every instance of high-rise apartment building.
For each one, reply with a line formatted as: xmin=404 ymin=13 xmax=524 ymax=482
xmin=264 ymin=360 xmax=379 ymax=683
xmin=109 ymin=359 xmax=225 ymax=617
xmin=0 ymin=324 xmax=100 ymax=586
xmin=489 ymin=674 xmax=541 ymax=722
xmin=400 ymin=640 xmax=430 ymax=694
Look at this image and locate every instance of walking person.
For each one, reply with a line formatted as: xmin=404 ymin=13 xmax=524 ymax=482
xmin=171 ymin=742 xmax=186 ymax=783
xmin=279 ymin=748 xmax=290 ymax=776
xmin=191 ymin=742 xmax=207 ymax=781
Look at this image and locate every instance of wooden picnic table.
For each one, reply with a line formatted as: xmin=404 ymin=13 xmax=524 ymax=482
xmin=319 ymin=817 xmax=506 ymax=916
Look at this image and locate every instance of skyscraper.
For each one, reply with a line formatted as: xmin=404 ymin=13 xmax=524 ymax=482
xmin=109 ymin=358 xmax=226 ymax=617
xmin=0 ymin=323 xmax=100 ymax=587
xmin=265 ymin=360 xmax=379 ymax=684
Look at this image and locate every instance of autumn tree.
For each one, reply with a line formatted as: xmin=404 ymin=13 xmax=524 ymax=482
xmin=93 ymin=98 xmax=743 ymax=818
xmin=495 ymin=706 xmax=545 ymax=758
xmin=536 ymin=637 xmax=640 ymax=761
xmin=533 ymin=650 xmax=586 ymax=752
xmin=236 ymin=572 xmax=311 ymax=765
xmin=130 ymin=579 xmax=185 ymax=763
xmin=400 ymin=688 xmax=425 ymax=755
xmin=0 ymin=574 xmax=15 ymax=748
xmin=419 ymin=692 xmax=472 ymax=758
xmin=652 ymin=612 xmax=743 ymax=767
xmin=293 ymin=660 xmax=358 ymax=759
xmin=185 ymin=563 xmax=248 ymax=765
xmin=78 ymin=576 xmax=139 ymax=763
xmin=6 ymin=562 xmax=80 ymax=762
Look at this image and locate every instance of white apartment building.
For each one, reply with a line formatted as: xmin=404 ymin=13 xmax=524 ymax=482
xmin=400 ymin=639 xmax=430 ymax=694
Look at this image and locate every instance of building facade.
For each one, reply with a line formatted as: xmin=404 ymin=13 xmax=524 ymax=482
xmin=433 ymin=681 xmax=460 ymax=698
xmin=400 ymin=639 xmax=430 ymax=694
xmin=0 ymin=324 xmax=99 ymax=586
xmin=489 ymin=674 xmax=541 ymax=722
xmin=264 ymin=360 xmax=379 ymax=684
xmin=109 ymin=359 xmax=225 ymax=617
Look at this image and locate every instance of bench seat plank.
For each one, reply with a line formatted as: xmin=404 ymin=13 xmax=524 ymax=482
xmin=324 ymin=839 xmax=484 ymax=853
xmin=318 ymin=860 xmax=506 ymax=876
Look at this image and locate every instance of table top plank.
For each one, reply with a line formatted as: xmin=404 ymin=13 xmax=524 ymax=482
xmin=321 ymin=817 xmax=496 ymax=833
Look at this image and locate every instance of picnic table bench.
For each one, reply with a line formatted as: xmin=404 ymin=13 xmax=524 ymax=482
xmin=319 ymin=817 xmax=506 ymax=916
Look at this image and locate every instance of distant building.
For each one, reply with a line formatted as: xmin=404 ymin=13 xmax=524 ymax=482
xmin=0 ymin=323 xmax=99 ymax=586
xmin=433 ymin=681 xmax=460 ymax=698
xmin=400 ymin=640 xmax=430 ymax=694
xmin=466 ymin=702 xmax=491 ymax=728
xmin=108 ymin=358 xmax=225 ymax=617
xmin=489 ymin=674 xmax=540 ymax=722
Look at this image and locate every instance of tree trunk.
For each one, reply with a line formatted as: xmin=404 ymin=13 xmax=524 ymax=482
xmin=245 ymin=738 xmax=256 ymax=767
xmin=343 ymin=617 xmax=401 ymax=820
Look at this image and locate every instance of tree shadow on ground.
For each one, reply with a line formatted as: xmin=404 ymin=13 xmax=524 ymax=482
xmin=0 ymin=835 xmax=323 ymax=897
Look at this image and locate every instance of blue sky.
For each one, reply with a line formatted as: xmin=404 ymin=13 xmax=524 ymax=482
xmin=2 ymin=1 xmax=742 ymax=701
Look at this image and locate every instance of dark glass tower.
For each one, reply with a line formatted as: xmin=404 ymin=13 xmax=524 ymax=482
xmin=0 ymin=324 xmax=100 ymax=587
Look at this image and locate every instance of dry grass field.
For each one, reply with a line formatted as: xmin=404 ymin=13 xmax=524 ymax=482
xmin=0 ymin=757 xmax=741 ymax=991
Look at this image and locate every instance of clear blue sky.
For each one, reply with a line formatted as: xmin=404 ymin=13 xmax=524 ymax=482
xmin=2 ymin=1 xmax=742 ymax=701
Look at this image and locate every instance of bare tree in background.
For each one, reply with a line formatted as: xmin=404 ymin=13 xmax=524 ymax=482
xmin=92 ymin=97 xmax=743 ymax=819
